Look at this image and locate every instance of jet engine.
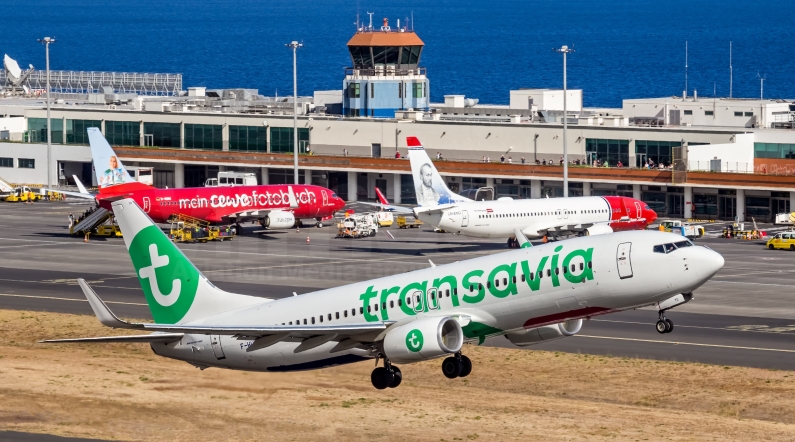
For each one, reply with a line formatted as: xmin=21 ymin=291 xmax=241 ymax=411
xmin=383 ymin=316 xmax=464 ymax=364
xmin=584 ymin=224 xmax=613 ymax=236
xmin=504 ymin=319 xmax=583 ymax=347
xmin=262 ymin=210 xmax=295 ymax=229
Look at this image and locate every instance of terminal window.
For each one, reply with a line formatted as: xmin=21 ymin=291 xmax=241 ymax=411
xmin=184 ymin=124 xmax=222 ymax=150
xmin=230 ymin=126 xmax=267 ymax=152
xmin=143 ymin=122 xmax=180 ymax=148
xmin=585 ymin=138 xmax=629 ymax=167
xmin=27 ymin=118 xmax=63 ymax=144
xmin=18 ymin=158 xmax=35 ymax=169
xmin=348 ymin=83 xmax=361 ymax=98
xmin=105 ymin=121 xmax=140 ymax=146
xmin=0 ymin=158 xmax=12 ymax=168
xmin=270 ymin=127 xmax=309 ymax=154
xmin=412 ymin=83 xmax=423 ymax=98
xmin=66 ymin=119 xmax=101 ymax=145
xmin=754 ymin=143 xmax=795 ymax=159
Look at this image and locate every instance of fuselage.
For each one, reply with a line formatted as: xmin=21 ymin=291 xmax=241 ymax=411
xmin=153 ymin=230 xmax=722 ymax=372
xmin=417 ymin=196 xmax=657 ymax=238
xmin=98 ymin=184 xmax=345 ymax=224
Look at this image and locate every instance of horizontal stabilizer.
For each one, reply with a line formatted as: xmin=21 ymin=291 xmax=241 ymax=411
xmin=358 ymin=201 xmax=413 ymax=213
xmin=40 ymin=333 xmax=184 ymax=344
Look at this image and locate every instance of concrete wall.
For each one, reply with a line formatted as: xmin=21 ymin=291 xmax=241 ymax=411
xmin=0 ymin=142 xmax=91 ymax=185
xmin=687 ymin=133 xmax=754 ymax=173
xmin=509 ymin=89 xmax=582 ymax=112
xmin=623 ymin=98 xmax=790 ymax=128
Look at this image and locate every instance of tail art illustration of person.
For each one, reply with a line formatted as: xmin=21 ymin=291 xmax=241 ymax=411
xmin=417 ymin=163 xmax=441 ymax=206
xmin=100 ymin=156 xmax=126 ymax=186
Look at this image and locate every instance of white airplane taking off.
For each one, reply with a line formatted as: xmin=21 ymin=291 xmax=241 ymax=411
xmin=380 ymin=137 xmax=658 ymax=246
xmin=44 ymin=198 xmax=723 ymax=389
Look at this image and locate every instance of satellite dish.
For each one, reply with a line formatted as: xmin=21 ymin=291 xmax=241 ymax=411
xmin=4 ymin=54 xmax=22 ymax=84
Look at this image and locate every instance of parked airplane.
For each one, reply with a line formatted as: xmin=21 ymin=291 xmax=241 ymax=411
xmin=43 ymin=198 xmax=723 ymax=389
xmin=375 ymin=137 xmax=658 ymax=246
xmin=60 ymin=128 xmax=345 ymax=228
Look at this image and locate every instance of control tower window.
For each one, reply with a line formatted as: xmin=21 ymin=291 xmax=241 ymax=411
xmin=348 ymin=83 xmax=361 ymax=98
xmin=349 ymin=46 xmax=368 ymax=68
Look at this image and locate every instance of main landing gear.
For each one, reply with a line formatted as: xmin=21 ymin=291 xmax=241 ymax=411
xmin=507 ymin=237 xmax=520 ymax=248
xmin=441 ymin=352 xmax=472 ymax=379
xmin=371 ymin=357 xmax=402 ymax=390
xmin=655 ymin=311 xmax=674 ymax=334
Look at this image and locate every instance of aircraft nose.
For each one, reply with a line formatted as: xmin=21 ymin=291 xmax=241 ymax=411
xmin=646 ymin=207 xmax=658 ymax=225
xmin=699 ymin=246 xmax=725 ymax=278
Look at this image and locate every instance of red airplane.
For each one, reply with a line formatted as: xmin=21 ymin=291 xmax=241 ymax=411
xmin=63 ymin=128 xmax=345 ymax=228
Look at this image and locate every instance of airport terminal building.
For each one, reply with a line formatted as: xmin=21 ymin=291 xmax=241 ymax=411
xmin=2 ymin=23 xmax=795 ymax=223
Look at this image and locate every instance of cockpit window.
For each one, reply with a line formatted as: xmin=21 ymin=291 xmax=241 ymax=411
xmin=331 ymin=193 xmax=338 ymax=198
xmin=654 ymin=240 xmax=693 ymax=254
xmin=644 ymin=205 xmax=651 ymax=210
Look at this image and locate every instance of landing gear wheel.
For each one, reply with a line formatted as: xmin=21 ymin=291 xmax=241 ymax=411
xmin=664 ymin=319 xmax=674 ymax=333
xmin=458 ymin=355 xmax=472 ymax=377
xmin=371 ymin=367 xmax=394 ymax=390
xmin=316 ymin=221 xmax=323 ymax=228
xmin=769 ymin=244 xmax=775 ymax=250
xmin=388 ymin=366 xmax=402 ymax=388
xmin=656 ymin=320 xmax=668 ymax=334
xmin=442 ymin=356 xmax=462 ymax=379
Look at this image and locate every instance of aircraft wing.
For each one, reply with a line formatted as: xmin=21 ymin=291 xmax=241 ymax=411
xmin=414 ymin=203 xmax=459 ymax=216
xmin=46 ymin=188 xmax=96 ymax=200
xmin=358 ymin=201 xmax=413 ymax=213
xmin=41 ymin=333 xmax=184 ymax=344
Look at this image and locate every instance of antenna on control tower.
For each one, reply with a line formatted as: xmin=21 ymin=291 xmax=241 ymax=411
xmin=757 ymin=72 xmax=765 ymax=99
xmin=367 ymin=12 xmax=374 ymax=30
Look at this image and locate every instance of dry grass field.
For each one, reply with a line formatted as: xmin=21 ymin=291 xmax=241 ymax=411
xmin=2 ymin=309 xmax=795 ymax=441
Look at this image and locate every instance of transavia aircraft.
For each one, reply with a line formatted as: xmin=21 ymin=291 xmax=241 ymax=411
xmin=60 ymin=128 xmax=345 ymax=227
xmin=43 ymin=198 xmax=724 ymax=389
xmin=377 ymin=137 xmax=657 ymax=246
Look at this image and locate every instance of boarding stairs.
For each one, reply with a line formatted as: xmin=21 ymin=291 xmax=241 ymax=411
xmin=71 ymin=208 xmax=111 ymax=235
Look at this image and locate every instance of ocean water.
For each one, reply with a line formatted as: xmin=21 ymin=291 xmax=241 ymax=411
xmin=1 ymin=0 xmax=793 ymax=108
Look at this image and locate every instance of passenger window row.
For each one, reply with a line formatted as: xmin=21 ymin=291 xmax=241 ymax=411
xmin=284 ymin=288 xmax=460 ymax=325
xmin=478 ymin=209 xmax=608 ymax=219
xmin=653 ymin=240 xmax=693 ymax=254
xmin=469 ymin=261 xmax=593 ymax=292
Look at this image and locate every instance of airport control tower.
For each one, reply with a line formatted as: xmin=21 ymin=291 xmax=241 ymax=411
xmin=343 ymin=17 xmax=429 ymax=117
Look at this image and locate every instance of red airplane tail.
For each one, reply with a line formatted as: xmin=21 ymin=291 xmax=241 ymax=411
xmin=375 ymin=187 xmax=389 ymax=205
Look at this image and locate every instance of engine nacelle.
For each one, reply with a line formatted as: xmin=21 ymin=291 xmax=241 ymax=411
xmin=585 ymin=224 xmax=613 ymax=236
xmin=263 ymin=210 xmax=295 ymax=229
xmin=383 ymin=316 xmax=464 ymax=364
xmin=504 ymin=319 xmax=583 ymax=347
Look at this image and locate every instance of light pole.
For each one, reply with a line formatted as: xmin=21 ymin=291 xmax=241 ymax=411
xmin=286 ymin=41 xmax=303 ymax=184
xmin=554 ymin=45 xmax=574 ymax=197
xmin=38 ymin=37 xmax=56 ymax=188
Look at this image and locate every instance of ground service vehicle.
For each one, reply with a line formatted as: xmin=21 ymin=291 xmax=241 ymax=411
xmin=4 ymin=186 xmax=42 ymax=202
xmin=397 ymin=216 xmax=423 ymax=228
xmin=658 ymin=220 xmax=705 ymax=239
xmin=766 ymin=232 xmax=795 ymax=250
xmin=775 ymin=212 xmax=795 ymax=225
xmin=45 ymin=198 xmax=724 ymax=390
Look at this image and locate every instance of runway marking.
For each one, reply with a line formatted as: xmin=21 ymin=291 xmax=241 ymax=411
xmin=0 ymin=243 xmax=76 ymax=250
xmin=0 ymin=278 xmax=140 ymax=291
xmin=0 ymin=293 xmax=147 ymax=306
xmin=706 ymin=280 xmax=795 ymax=288
xmin=592 ymin=318 xmax=795 ymax=335
xmin=576 ymin=334 xmax=795 ymax=353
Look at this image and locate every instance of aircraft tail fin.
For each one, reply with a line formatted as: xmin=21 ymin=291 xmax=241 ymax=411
xmin=87 ymin=127 xmax=143 ymax=190
xmin=406 ymin=137 xmax=471 ymax=207
xmin=111 ymin=198 xmax=265 ymax=324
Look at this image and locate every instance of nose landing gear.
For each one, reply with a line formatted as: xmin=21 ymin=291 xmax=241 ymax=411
xmin=442 ymin=352 xmax=472 ymax=379
xmin=655 ymin=312 xmax=674 ymax=334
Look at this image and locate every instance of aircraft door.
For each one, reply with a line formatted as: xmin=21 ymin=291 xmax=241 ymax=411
xmin=410 ymin=290 xmax=424 ymax=313
xmin=142 ymin=197 xmax=151 ymax=213
xmin=564 ymin=209 xmax=569 ymax=219
xmin=322 ymin=190 xmax=329 ymax=206
xmin=210 ymin=335 xmax=226 ymax=360
xmin=426 ymin=288 xmax=440 ymax=311
xmin=556 ymin=209 xmax=562 ymax=219
xmin=461 ymin=210 xmax=469 ymax=227
xmin=634 ymin=201 xmax=642 ymax=218
xmin=616 ymin=242 xmax=633 ymax=279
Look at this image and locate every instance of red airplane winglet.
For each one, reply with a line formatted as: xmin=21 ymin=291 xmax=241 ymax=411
xmin=406 ymin=136 xmax=422 ymax=147
xmin=375 ymin=187 xmax=389 ymax=205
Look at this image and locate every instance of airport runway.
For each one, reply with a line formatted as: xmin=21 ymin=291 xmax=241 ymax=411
xmin=1 ymin=201 xmax=794 ymax=371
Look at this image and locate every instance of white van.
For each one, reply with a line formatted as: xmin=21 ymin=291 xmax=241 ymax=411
xmin=205 ymin=172 xmax=258 ymax=187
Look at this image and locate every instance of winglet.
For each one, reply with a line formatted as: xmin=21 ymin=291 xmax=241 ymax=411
xmin=375 ymin=186 xmax=389 ymax=205
xmin=73 ymin=175 xmax=89 ymax=194
xmin=77 ymin=278 xmax=142 ymax=330
xmin=288 ymin=186 xmax=299 ymax=209
xmin=514 ymin=229 xmax=532 ymax=248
